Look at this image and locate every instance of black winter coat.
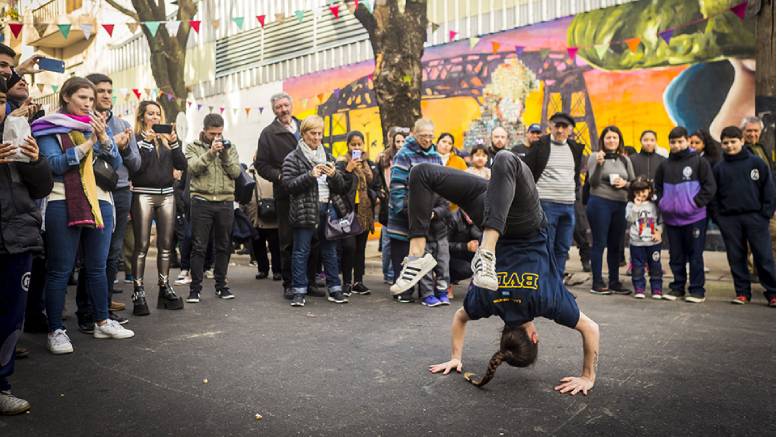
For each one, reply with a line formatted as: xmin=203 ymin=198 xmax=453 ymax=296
xmin=447 ymin=209 xmax=483 ymax=259
xmin=524 ymin=134 xmax=584 ymax=190
xmin=130 ymin=138 xmax=187 ymax=193
xmin=630 ymin=150 xmax=666 ymax=181
xmin=334 ymin=158 xmax=381 ymax=214
xmin=282 ymin=147 xmax=346 ymax=228
xmin=0 ymin=159 xmax=54 ymax=255
xmin=255 ymin=117 xmax=301 ymax=200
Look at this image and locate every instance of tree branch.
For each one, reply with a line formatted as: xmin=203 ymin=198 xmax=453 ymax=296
xmin=104 ymin=0 xmax=139 ymax=22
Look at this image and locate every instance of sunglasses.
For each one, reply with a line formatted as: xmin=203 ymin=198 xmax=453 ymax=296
xmin=553 ymin=123 xmax=569 ymax=128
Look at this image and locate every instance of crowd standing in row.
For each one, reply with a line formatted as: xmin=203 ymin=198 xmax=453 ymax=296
xmin=0 ymin=38 xmax=775 ymax=413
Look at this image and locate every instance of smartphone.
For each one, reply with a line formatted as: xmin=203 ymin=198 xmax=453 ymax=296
xmin=352 ymin=150 xmax=362 ymax=160
xmin=152 ymin=124 xmax=174 ymax=134
xmin=38 ymin=57 xmax=65 ymax=73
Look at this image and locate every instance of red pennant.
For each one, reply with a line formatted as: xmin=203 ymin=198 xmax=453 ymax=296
xmin=102 ymin=24 xmax=115 ymax=37
xmin=730 ymin=1 xmax=747 ymax=20
xmin=329 ymin=5 xmax=340 ymax=18
xmin=132 ymin=89 xmax=141 ymax=99
xmin=188 ymin=20 xmax=201 ymax=33
xmin=219 ymin=107 xmax=225 ymax=114
xmin=624 ymin=37 xmax=641 ymax=53
xmin=187 ymin=101 xmax=192 ymax=107
xmin=257 ymin=15 xmax=266 ymax=27
xmin=448 ymin=30 xmax=457 ymax=41
xmin=567 ymin=47 xmax=578 ymax=61
xmin=9 ymin=23 xmax=23 ymax=39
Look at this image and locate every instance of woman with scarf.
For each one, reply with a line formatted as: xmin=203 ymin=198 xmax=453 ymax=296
xmin=128 ymin=101 xmax=187 ymax=316
xmin=34 ymin=77 xmax=134 ymax=355
xmin=336 ymin=131 xmax=380 ymax=296
xmin=282 ymin=115 xmax=346 ymax=307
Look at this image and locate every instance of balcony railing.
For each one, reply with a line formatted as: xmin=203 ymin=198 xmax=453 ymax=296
xmin=32 ymin=0 xmax=82 ymax=25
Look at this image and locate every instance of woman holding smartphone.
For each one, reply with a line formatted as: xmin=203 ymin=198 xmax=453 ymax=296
xmin=336 ymin=131 xmax=380 ymax=296
xmin=586 ymin=125 xmax=636 ymax=295
xmin=282 ymin=115 xmax=346 ymax=307
xmin=34 ymin=77 xmax=134 ymax=355
xmin=128 ymin=100 xmax=187 ymax=316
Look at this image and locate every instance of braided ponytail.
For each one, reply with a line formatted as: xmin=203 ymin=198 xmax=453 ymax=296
xmin=465 ymin=351 xmax=505 ymax=387
xmin=465 ymin=324 xmax=539 ymax=388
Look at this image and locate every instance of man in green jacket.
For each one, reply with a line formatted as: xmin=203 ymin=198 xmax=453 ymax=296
xmin=185 ymin=114 xmax=241 ymax=303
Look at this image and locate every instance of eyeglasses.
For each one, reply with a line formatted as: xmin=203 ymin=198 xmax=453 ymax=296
xmin=416 ymin=134 xmax=435 ymax=139
xmin=552 ymin=123 xmax=569 ymax=129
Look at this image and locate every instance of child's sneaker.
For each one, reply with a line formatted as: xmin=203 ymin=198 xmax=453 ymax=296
xmin=684 ymin=295 xmax=706 ymax=303
xmin=471 ymin=249 xmax=498 ymax=290
xmin=421 ymin=295 xmax=442 ymax=307
xmin=435 ymin=290 xmax=450 ymax=305
xmin=770 ymin=297 xmax=776 ymax=307
xmin=731 ymin=295 xmax=749 ymax=305
xmin=390 ymin=253 xmax=437 ymax=295
xmin=634 ymin=289 xmax=646 ymax=299
xmin=651 ymin=291 xmax=663 ymax=300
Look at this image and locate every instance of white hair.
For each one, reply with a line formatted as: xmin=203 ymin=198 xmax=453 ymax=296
xmin=413 ymin=118 xmax=434 ymax=133
xmin=270 ymin=92 xmax=292 ymax=108
xmin=741 ymin=116 xmax=764 ymax=130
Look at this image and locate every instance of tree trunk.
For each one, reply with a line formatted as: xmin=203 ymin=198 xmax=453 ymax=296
xmin=352 ymin=0 xmax=427 ymax=144
xmin=106 ymin=0 xmax=197 ymax=122
xmin=755 ymin=0 xmax=775 ymax=150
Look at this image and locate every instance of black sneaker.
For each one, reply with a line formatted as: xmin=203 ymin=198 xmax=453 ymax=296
xmin=216 ymin=288 xmax=235 ymax=300
xmin=609 ymin=282 xmax=632 ymax=295
xmin=351 ymin=282 xmax=371 ymax=295
xmin=78 ymin=319 xmax=95 ymax=334
xmin=109 ymin=311 xmax=129 ymax=325
xmin=328 ymin=290 xmax=349 ymax=304
xmin=186 ymin=290 xmax=201 ymax=303
xmin=307 ymin=285 xmax=326 ymax=298
xmin=283 ymin=287 xmax=294 ymax=300
xmin=662 ymin=290 xmax=684 ymax=301
xmin=255 ymin=272 xmax=269 ymax=280
xmin=342 ymin=284 xmax=353 ymax=297
xmin=394 ymin=294 xmax=415 ymax=303
xmin=290 ymin=294 xmax=305 ymax=307
xmin=589 ymin=283 xmax=612 ymax=295
xmin=272 ymin=273 xmax=282 ymax=281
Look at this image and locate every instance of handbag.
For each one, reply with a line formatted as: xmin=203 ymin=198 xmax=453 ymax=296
xmin=325 ymin=208 xmax=364 ymax=240
xmin=234 ymin=166 xmax=256 ymax=205
xmin=93 ymin=154 xmax=118 ymax=191
xmin=253 ymin=174 xmax=277 ymax=221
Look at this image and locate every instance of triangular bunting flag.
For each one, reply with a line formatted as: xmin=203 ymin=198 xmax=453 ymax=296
xmin=51 ymin=85 xmax=59 ymax=93
xmin=244 ymin=107 xmax=251 ymax=116
xmin=144 ymin=88 xmax=151 ymax=97
xmin=514 ymin=45 xmax=524 ymax=56
xmin=258 ymin=107 xmax=264 ymax=114
xmin=275 ymin=13 xmax=285 ymax=23
xmin=102 ymin=24 xmax=115 ymax=37
xmin=257 ymin=15 xmax=266 ymax=28
xmin=232 ymin=17 xmax=245 ymax=29
xmin=730 ymin=1 xmax=747 ymax=20
xmin=33 ymin=23 xmax=49 ymax=39
xmin=658 ymin=29 xmax=674 ymax=45
xmin=188 ymin=20 xmax=201 ymax=33
xmin=219 ymin=107 xmax=225 ymax=114
xmin=80 ymin=23 xmax=93 ymax=40
xmin=594 ymin=43 xmax=609 ymax=59
xmin=212 ymin=19 xmax=221 ymax=29
xmin=449 ymin=30 xmax=457 ymax=41
xmin=430 ymin=22 xmax=440 ymax=33
xmin=364 ymin=0 xmax=374 ymax=13
xmin=197 ymin=104 xmax=203 ymax=111
xmin=367 ymin=73 xmax=374 ymax=82
xmin=317 ymin=93 xmax=325 ymax=103
xmin=58 ymin=24 xmax=72 ymax=39
xmin=127 ymin=22 xmax=139 ymax=34
xmin=165 ymin=21 xmax=181 ymax=35
xmin=36 ymin=83 xmax=45 ymax=93
xmin=566 ymin=47 xmax=578 ymax=61
xmin=468 ymin=37 xmax=480 ymax=49
xmin=491 ymin=41 xmax=501 ymax=54
xmin=294 ymin=10 xmax=305 ymax=23
xmin=208 ymin=106 xmax=214 ymax=113
xmin=187 ymin=100 xmax=192 ymax=107
xmin=132 ymin=88 xmax=141 ymax=99
xmin=9 ymin=23 xmax=23 ymax=39
xmin=330 ymin=5 xmax=340 ymax=18
xmin=624 ymin=37 xmax=641 ymax=53
xmin=112 ymin=95 xmax=117 ymax=105
xmin=232 ymin=108 xmax=239 ymax=116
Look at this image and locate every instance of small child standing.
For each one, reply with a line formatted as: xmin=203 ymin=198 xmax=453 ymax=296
xmin=465 ymin=144 xmax=491 ymax=179
xmin=712 ymin=126 xmax=776 ymax=306
xmin=625 ymin=177 xmax=663 ymax=299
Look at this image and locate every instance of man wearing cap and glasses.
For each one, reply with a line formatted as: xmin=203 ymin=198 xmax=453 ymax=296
xmin=523 ymin=112 xmax=584 ymax=278
xmin=511 ymin=123 xmax=543 ymax=159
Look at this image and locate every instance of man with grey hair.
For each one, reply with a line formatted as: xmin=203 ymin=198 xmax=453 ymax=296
xmin=741 ymin=116 xmax=774 ymax=171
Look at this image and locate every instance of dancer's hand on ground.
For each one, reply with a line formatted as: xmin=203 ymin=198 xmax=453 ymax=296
xmin=554 ymin=376 xmax=593 ymax=396
xmin=429 ymin=358 xmax=462 ymax=375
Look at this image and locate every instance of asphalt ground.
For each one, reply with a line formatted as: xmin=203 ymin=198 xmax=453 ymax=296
xmin=2 ymin=254 xmax=775 ymax=436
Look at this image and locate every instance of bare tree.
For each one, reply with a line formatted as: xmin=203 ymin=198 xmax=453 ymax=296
xmin=350 ymin=0 xmax=428 ymax=142
xmin=754 ymin=0 xmax=775 ymax=150
xmin=105 ymin=0 xmax=197 ymax=120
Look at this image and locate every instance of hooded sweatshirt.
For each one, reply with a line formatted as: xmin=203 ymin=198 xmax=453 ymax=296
xmin=654 ymin=147 xmax=716 ymax=226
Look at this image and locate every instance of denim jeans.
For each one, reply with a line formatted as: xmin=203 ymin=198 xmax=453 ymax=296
xmin=45 ymin=200 xmax=114 ymax=331
xmin=630 ymin=244 xmax=663 ymax=293
xmin=540 ymin=200 xmax=576 ymax=277
xmin=0 ymin=253 xmax=32 ymax=392
xmin=381 ymin=229 xmax=393 ymax=282
xmin=291 ymin=203 xmax=342 ymax=295
xmin=586 ymin=195 xmax=627 ymax=286
xmin=106 ymin=187 xmax=132 ymax=292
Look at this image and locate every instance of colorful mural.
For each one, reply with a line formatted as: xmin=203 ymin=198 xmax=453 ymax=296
xmin=284 ymin=0 xmax=755 ymax=159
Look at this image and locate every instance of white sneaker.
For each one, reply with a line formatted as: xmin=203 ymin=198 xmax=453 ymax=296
xmin=471 ymin=249 xmax=499 ymax=291
xmin=175 ymin=270 xmax=192 ymax=285
xmin=94 ymin=319 xmax=135 ymax=339
xmin=47 ymin=329 xmax=74 ymax=355
xmin=205 ymin=269 xmax=215 ymax=279
xmin=0 ymin=390 xmax=31 ymax=415
xmin=634 ymin=292 xmax=646 ymax=299
xmin=389 ymin=253 xmax=437 ymax=295
xmin=684 ymin=295 xmax=706 ymax=303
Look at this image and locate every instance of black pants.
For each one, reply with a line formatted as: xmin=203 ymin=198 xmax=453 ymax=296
xmin=407 ymin=152 xmax=545 ymax=240
xmin=718 ymin=213 xmax=776 ymax=299
xmin=341 ymin=229 xmax=369 ymax=284
xmin=24 ymin=255 xmax=47 ymax=329
xmin=390 ymin=238 xmax=410 ymax=285
xmin=449 ymin=255 xmax=473 ymax=283
xmin=190 ymin=198 xmax=234 ymax=292
xmin=276 ymin=196 xmax=293 ymax=287
xmin=573 ymin=198 xmax=591 ymax=263
xmin=252 ymin=227 xmax=281 ymax=275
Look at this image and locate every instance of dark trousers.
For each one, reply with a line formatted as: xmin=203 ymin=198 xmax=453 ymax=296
xmin=189 ymin=198 xmax=233 ymax=292
xmin=24 ymin=255 xmax=47 ymax=330
xmin=586 ymin=195 xmax=627 ymax=286
xmin=390 ymin=238 xmax=410 ymax=290
xmin=178 ymin=215 xmax=214 ymax=272
xmin=718 ymin=213 xmax=776 ymax=299
xmin=665 ymin=218 xmax=708 ymax=297
xmin=252 ymin=227 xmax=281 ymax=275
xmin=276 ymin=196 xmax=293 ymax=287
xmin=0 ymin=253 xmax=32 ymax=392
xmin=450 ymin=255 xmax=473 ymax=283
xmin=630 ymin=244 xmax=663 ymax=293
xmin=573 ymin=199 xmax=591 ymax=263
xmin=107 ymin=188 xmax=132 ymax=292
xmin=341 ymin=230 xmax=369 ymax=284
xmin=407 ymin=153 xmax=544 ymax=240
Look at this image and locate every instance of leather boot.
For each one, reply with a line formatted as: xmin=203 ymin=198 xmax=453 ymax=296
xmin=157 ymin=280 xmax=184 ymax=310
xmin=132 ymin=285 xmax=150 ymax=316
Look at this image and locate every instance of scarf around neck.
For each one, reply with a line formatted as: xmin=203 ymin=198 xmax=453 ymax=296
xmin=298 ymin=138 xmax=327 ymax=166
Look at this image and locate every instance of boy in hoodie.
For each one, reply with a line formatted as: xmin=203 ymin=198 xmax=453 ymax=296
xmin=654 ymin=127 xmax=716 ymax=303
xmin=712 ymin=126 xmax=775 ymax=306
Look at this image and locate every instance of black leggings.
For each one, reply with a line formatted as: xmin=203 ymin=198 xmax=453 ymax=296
xmin=341 ymin=229 xmax=370 ymax=284
xmin=408 ymin=152 xmax=545 ymax=240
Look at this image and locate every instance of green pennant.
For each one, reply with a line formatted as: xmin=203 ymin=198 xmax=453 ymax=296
xmin=232 ymin=17 xmax=244 ymax=29
xmin=593 ymin=43 xmax=609 ymax=59
xmin=144 ymin=21 xmax=161 ymax=37
xmin=111 ymin=95 xmax=117 ymax=105
xmin=51 ymin=84 xmax=59 ymax=93
xmin=294 ymin=10 xmax=305 ymax=23
xmin=57 ymin=24 xmax=71 ymax=39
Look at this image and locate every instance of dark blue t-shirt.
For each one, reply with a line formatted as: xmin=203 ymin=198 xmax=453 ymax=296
xmin=463 ymin=232 xmax=580 ymax=329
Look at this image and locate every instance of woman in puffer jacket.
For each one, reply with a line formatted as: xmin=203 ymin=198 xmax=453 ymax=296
xmin=282 ymin=115 xmax=346 ymax=307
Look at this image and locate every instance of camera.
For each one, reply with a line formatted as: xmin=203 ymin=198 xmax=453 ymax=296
xmin=218 ymin=138 xmax=231 ymax=149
